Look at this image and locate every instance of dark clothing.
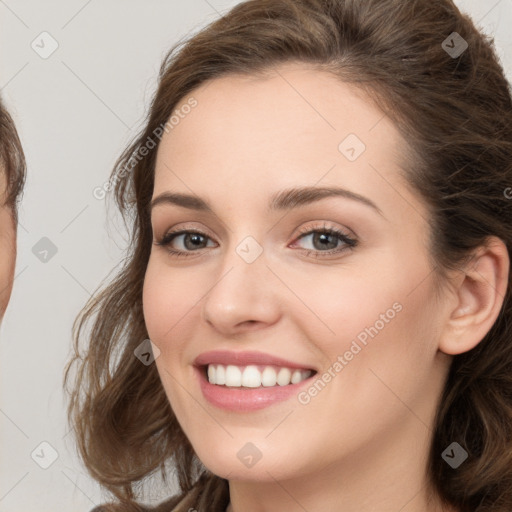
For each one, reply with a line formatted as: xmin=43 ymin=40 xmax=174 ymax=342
xmin=90 ymin=473 xmax=230 ymax=512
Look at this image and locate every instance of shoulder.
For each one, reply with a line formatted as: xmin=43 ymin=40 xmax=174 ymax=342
xmin=89 ymin=472 xmax=229 ymax=512
xmin=88 ymin=495 xmax=185 ymax=512
xmin=153 ymin=472 xmax=229 ymax=511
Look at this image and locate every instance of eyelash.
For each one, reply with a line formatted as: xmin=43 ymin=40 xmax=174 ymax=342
xmin=155 ymin=223 xmax=358 ymax=260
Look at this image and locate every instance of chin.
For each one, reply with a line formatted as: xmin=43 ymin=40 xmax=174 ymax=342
xmin=199 ymin=455 xmax=285 ymax=482
xmin=191 ymin=437 xmax=311 ymax=483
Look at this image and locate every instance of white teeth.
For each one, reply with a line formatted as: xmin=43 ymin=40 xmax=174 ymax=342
xmin=261 ymin=367 xmax=277 ymax=387
xmin=276 ymin=367 xmax=291 ymax=386
xmin=206 ymin=364 xmax=313 ymax=387
xmin=241 ymin=365 xmax=261 ymax=388
xmin=216 ymin=364 xmax=226 ymax=385
xmin=290 ymin=369 xmax=303 ymax=384
xmin=225 ymin=365 xmax=242 ymax=387
xmin=207 ymin=364 xmax=216 ymax=383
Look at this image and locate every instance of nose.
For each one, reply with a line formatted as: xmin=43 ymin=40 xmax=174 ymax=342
xmin=202 ymin=241 xmax=282 ymax=336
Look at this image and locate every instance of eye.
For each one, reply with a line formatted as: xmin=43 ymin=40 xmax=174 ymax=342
xmin=155 ymin=229 xmax=217 ymax=258
xmin=154 ymin=222 xmax=358 ymax=259
xmin=291 ymin=223 xmax=358 ymax=258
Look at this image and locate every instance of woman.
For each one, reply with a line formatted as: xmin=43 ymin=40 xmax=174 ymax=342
xmin=65 ymin=0 xmax=512 ymax=511
xmin=0 ymin=95 xmax=26 ymax=326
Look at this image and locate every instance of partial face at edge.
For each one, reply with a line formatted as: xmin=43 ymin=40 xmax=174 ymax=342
xmin=142 ymin=62 xmax=453 ymax=482
xmin=0 ymin=170 xmax=16 ymax=323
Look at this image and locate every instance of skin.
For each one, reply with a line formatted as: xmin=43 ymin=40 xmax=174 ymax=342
xmin=0 ymin=171 xmax=16 ymax=324
xmin=142 ymin=62 xmax=509 ymax=512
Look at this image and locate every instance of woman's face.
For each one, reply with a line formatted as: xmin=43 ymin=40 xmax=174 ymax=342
xmin=143 ymin=62 xmax=454 ymax=482
xmin=0 ymin=171 xmax=16 ymax=324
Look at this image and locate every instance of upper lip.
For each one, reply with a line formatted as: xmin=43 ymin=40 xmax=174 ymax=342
xmin=194 ymin=350 xmax=317 ymax=371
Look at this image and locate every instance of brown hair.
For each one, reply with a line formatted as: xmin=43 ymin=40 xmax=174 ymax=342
xmin=64 ymin=0 xmax=512 ymax=510
xmin=0 ymin=95 xmax=26 ymax=220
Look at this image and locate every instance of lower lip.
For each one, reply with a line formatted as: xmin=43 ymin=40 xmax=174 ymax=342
xmin=195 ymin=366 xmax=315 ymax=412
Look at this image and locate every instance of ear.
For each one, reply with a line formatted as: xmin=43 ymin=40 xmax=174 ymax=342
xmin=438 ymin=236 xmax=510 ymax=356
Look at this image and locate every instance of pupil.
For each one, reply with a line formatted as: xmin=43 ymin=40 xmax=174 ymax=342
xmin=315 ymin=233 xmax=336 ymax=250
xmin=186 ymin=234 xmax=204 ymax=249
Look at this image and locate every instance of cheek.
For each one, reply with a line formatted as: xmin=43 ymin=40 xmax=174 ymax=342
xmin=0 ymin=261 xmax=14 ymax=319
xmin=0 ymin=211 xmax=16 ymax=319
xmin=142 ymin=261 xmax=199 ymax=417
xmin=284 ymin=262 xmax=403 ymax=357
xmin=143 ymin=259 xmax=195 ymax=340
xmin=321 ymin=270 xmax=441 ymax=412
xmin=297 ymin=252 xmax=437 ymax=382
xmin=142 ymin=266 xmax=167 ymax=340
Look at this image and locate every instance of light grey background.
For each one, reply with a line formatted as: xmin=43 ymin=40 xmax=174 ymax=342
xmin=0 ymin=1 xmax=510 ymax=510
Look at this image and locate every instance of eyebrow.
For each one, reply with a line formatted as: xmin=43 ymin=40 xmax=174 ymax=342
xmin=149 ymin=186 xmax=384 ymax=218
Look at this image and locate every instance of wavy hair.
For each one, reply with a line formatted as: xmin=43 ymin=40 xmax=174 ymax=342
xmin=0 ymin=95 xmax=26 ymax=220
xmin=65 ymin=0 xmax=512 ymax=510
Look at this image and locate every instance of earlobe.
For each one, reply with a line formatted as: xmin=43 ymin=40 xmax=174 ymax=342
xmin=438 ymin=236 xmax=510 ymax=356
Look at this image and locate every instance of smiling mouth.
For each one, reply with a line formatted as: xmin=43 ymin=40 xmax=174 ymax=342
xmin=201 ymin=363 xmax=317 ymax=388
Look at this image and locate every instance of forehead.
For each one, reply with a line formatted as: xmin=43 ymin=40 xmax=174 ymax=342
xmin=152 ymin=62 xmax=417 ymax=218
